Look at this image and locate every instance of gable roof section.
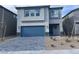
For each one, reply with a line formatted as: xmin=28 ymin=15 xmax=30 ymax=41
xmin=63 ymin=8 xmax=79 ymax=18
xmin=0 ymin=5 xmax=17 ymax=15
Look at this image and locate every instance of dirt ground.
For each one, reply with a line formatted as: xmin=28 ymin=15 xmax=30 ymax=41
xmin=45 ymin=36 xmax=79 ymax=50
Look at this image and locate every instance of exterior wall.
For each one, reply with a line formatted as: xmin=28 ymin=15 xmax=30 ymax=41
xmin=73 ymin=11 xmax=79 ymax=22
xmin=21 ymin=8 xmax=45 ymax=21
xmin=21 ymin=21 xmax=45 ymax=26
xmin=49 ymin=19 xmax=62 ymax=24
xmin=0 ymin=7 xmax=3 ymax=22
xmin=0 ymin=7 xmax=17 ymax=36
xmin=4 ymin=8 xmax=17 ymax=36
xmin=17 ymin=9 xmax=23 ymax=33
xmin=49 ymin=9 xmax=63 ymax=33
xmin=44 ymin=7 xmax=49 ymax=33
xmin=60 ymin=19 xmax=64 ymax=33
xmin=75 ymin=23 xmax=79 ymax=34
xmin=73 ymin=10 xmax=79 ymax=35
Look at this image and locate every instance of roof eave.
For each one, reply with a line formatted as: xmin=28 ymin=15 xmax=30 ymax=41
xmin=50 ymin=7 xmax=63 ymax=9
xmin=16 ymin=5 xmax=50 ymax=9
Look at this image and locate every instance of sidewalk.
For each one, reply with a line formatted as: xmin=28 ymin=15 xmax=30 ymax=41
xmin=0 ymin=49 xmax=79 ymax=54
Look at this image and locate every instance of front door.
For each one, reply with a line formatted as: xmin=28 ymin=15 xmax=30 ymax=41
xmin=49 ymin=24 xmax=60 ymax=36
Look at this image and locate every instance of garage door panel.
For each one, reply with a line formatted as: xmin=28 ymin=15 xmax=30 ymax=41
xmin=21 ymin=26 xmax=45 ymax=37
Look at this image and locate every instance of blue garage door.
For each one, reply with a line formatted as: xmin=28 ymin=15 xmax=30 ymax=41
xmin=21 ymin=26 xmax=45 ymax=37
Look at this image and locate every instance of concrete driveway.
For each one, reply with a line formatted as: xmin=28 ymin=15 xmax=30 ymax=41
xmin=0 ymin=37 xmax=45 ymax=51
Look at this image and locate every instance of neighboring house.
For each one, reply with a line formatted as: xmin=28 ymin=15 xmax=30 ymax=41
xmin=0 ymin=5 xmax=17 ymax=37
xmin=16 ymin=5 xmax=63 ymax=37
xmin=63 ymin=8 xmax=79 ymax=35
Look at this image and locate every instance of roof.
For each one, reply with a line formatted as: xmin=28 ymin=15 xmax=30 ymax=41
xmin=50 ymin=7 xmax=63 ymax=9
xmin=50 ymin=5 xmax=63 ymax=9
xmin=63 ymin=8 xmax=79 ymax=18
xmin=0 ymin=5 xmax=17 ymax=15
xmin=16 ymin=5 xmax=63 ymax=9
xmin=16 ymin=5 xmax=50 ymax=9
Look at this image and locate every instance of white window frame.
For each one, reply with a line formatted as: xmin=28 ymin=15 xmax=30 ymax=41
xmin=24 ymin=10 xmax=29 ymax=17
xmin=51 ymin=10 xmax=59 ymax=18
xmin=24 ymin=8 xmax=40 ymax=17
xmin=35 ymin=9 xmax=40 ymax=16
xmin=30 ymin=10 xmax=35 ymax=16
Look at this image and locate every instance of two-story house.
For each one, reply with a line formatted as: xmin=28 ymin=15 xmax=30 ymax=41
xmin=16 ymin=5 xmax=63 ymax=37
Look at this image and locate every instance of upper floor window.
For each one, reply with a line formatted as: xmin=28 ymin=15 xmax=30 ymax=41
xmin=30 ymin=10 xmax=35 ymax=16
xmin=24 ymin=10 xmax=29 ymax=17
xmin=50 ymin=10 xmax=59 ymax=18
xmin=24 ymin=8 xmax=40 ymax=17
xmin=35 ymin=9 xmax=40 ymax=16
xmin=31 ymin=12 xmax=34 ymax=16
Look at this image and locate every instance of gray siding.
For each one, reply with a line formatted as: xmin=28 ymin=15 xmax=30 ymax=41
xmin=49 ymin=8 xmax=61 ymax=19
xmin=0 ymin=6 xmax=17 ymax=36
xmin=0 ymin=7 xmax=3 ymax=22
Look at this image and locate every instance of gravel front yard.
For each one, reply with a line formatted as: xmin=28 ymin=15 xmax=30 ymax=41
xmin=45 ymin=36 xmax=79 ymax=50
xmin=0 ymin=37 xmax=45 ymax=51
